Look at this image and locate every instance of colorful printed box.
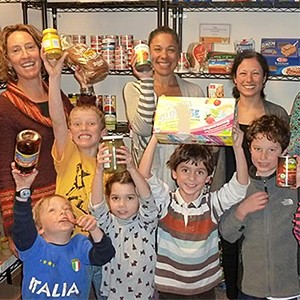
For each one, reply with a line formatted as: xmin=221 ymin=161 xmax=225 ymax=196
xmin=261 ymin=38 xmax=300 ymax=76
xmin=154 ymin=96 xmax=237 ymax=146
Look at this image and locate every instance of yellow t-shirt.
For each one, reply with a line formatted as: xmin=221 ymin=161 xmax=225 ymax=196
xmin=52 ymin=137 xmax=96 ymax=235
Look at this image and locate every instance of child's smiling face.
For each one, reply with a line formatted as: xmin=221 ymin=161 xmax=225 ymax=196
xmin=172 ymin=160 xmax=211 ymax=203
xmin=250 ymin=133 xmax=283 ymax=177
xmin=108 ymin=182 xmax=139 ymax=220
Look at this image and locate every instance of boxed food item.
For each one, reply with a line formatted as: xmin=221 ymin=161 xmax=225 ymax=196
xmin=153 ymin=96 xmax=236 ymax=146
xmin=186 ymin=42 xmax=213 ymax=73
xmin=207 ymin=52 xmax=236 ymax=74
xmin=208 ymin=83 xmax=224 ymax=98
xmin=261 ymin=38 xmax=300 ymax=76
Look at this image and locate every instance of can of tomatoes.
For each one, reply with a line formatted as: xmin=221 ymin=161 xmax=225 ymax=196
xmin=276 ymin=156 xmax=297 ymax=188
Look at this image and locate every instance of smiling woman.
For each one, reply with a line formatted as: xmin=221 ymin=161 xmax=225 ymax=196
xmin=0 ymin=24 xmax=74 ymax=255
xmin=221 ymin=50 xmax=290 ymax=299
xmin=123 ymin=26 xmax=205 ymax=190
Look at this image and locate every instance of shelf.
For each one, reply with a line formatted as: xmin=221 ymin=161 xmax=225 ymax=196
xmin=1 ymin=71 xmax=299 ymax=90
xmin=176 ymin=72 xmax=300 ymax=82
xmin=168 ymin=1 xmax=300 ymax=13
xmin=27 ymin=1 xmax=159 ymax=13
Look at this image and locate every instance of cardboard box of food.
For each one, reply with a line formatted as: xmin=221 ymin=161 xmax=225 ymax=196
xmin=261 ymin=38 xmax=300 ymax=76
xmin=154 ymin=96 xmax=236 ymax=146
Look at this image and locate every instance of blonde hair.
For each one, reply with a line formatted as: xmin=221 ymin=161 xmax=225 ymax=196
xmin=68 ymin=104 xmax=105 ymax=130
xmin=32 ymin=194 xmax=72 ymax=230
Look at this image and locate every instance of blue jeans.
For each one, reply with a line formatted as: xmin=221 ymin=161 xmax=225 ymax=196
xmin=87 ymin=265 xmax=104 ymax=300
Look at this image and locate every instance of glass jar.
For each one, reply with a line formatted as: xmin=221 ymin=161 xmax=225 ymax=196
xmin=102 ymin=135 xmax=126 ymax=173
xmin=15 ymin=129 xmax=42 ymax=174
xmin=42 ymin=28 xmax=62 ymax=60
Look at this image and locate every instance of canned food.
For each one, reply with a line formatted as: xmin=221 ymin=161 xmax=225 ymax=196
xmin=276 ymin=156 xmax=297 ymax=188
xmin=72 ymin=34 xmax=86 ymax=44
xmin=102 ymin=135 xmax=126 ymax=174
xmin=90 ymin=35 xmax=103 ymax=44
xmin=103 ymin=95 xmax=116 ymax=114
xmin=134 ymin=43 xmax=151 ymax=73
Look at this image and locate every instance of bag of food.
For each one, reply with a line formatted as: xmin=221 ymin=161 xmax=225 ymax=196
xmin=61 ymin=35 xmax=109 ymax=84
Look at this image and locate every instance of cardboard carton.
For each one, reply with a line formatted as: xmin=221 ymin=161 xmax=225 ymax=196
xmin=261 ymin=38 xmax=300 ymax=76
xmin=154 ymin=96 xmax=236 ymax=146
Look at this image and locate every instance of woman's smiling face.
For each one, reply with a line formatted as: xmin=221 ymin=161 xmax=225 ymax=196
xmin=149 ymin=32 xmax=179 ymax=77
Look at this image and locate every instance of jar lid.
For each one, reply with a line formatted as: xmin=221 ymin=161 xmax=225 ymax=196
xmin=43 ymin=28 xmax=58 ymax=34
xmin=102 ymin=135 xmax=123 ymax=140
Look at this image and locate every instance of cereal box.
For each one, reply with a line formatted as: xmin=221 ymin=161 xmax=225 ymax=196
xmin=261 ymin=38 xmax=300 ymax=76
xmin=153 ymin=96 xmax=236 ymax=146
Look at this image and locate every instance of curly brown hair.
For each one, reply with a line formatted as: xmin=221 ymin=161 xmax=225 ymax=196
xmin=0 ymin=24 xmax=43 ymax=83
xmin=166 ymin=144 xmax=215 ymax=176
xmin=246 ymin=114 xmax=290 ymax=151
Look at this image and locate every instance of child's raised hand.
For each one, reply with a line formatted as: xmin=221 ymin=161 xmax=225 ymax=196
xmin=11 ymin=162 xmax=38 ymax=191
xmin=116 ymin=146 xmax=134 ymax=170
xmin=96 ymin=142 xmax=111 ymax=171
xmin=76 ymin=214 xmax=97 ymax=232
xmin=130 ymin=51 xmax=153 ymax=80
xmin=235 ymin=191 xmax=268 ymax=222
xmin=232 ymin=122 xmax=244 ymax=149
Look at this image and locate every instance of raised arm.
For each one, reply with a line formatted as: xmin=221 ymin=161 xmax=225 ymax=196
xmin=41 ymin=50 xmax=69 ymax=159
xmin=139 ymin=134 xmax=158 ymax=179
xmin=90 ymin=142 xmax=109 ymax=206
xmin=232 ymin=123 xmax=249 ymax=185
xmin=11 ymin=164 xmax=39 ymax=251
xmin=123 ymin=52 xmax=155 ymax=137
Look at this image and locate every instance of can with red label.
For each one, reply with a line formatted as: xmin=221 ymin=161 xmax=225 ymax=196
xmin=276 ymin=156 xmax=297 ymax=188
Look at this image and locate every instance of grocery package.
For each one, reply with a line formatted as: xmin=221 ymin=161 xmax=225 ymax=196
xmin=154 ymin=96 xmax=236 ymax=146
xmin=207 ymin=52 xmax=236 ymax=74
xmin=261 ymin=38 xmax=300 ymax=76
xmin=234 ymin=38 xmax=255 ymax=53
xmin=186 ymin=42 xmax=213 ymax=73
xmin=208 ymin=83 xmax=224 ymax=98
xmin=61 ymin=35 xmax=109 ymax=84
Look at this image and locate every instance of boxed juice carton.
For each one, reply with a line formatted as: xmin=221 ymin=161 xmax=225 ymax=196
xmin=154 ymin=96 xmax=236 ymax=146
xmin=261 ymin=38 xmax=300 ymax=76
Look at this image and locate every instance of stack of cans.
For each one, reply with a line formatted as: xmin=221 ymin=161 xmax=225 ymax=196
xmin=72 ymin=34 xmax=86 ymax=44
xmin=90 ymin=35 xmax=103 ymax=53
xmin=101 ymin=35 xmax=117 ymax=70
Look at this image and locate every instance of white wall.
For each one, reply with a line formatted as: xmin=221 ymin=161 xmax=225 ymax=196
xmin=1 ymin=3 xmax=299 ymax=120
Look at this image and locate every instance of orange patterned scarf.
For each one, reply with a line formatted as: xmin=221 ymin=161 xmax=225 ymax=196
xmin=3 ymin=81 xmax=52 ymax=127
